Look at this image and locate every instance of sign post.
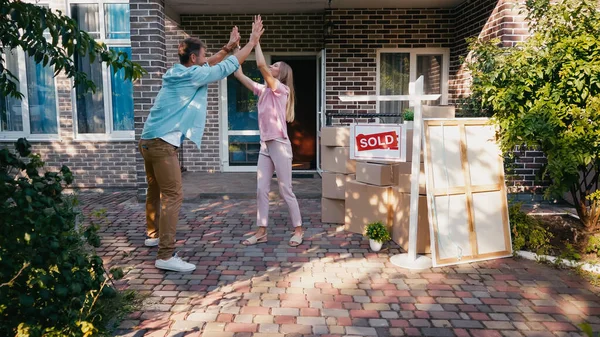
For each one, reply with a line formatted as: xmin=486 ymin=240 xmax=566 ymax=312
xmin=338 ymin=76 xmax=439 ymax=270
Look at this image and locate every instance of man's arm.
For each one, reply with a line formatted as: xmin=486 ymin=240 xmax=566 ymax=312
xmin=189 ymin=16 xmax=264 ymax=87
xmin=207 ymin=26 xmax=240 ymax=66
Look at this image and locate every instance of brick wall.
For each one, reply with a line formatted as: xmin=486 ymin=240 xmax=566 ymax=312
xmin=450 ymin=0 xmax=542 ymax=194
xmin=450 ymin=0 xmax=528 ymax=103
xmin=0 ymin=0 xmax=137 ymax=189
xmin=177 ymin=13 xmax=323 ymax=172
xmin=326 ymin=8 xmax=454 ymax=115
xmin=131 ymin=0 xmax=168 ymax=199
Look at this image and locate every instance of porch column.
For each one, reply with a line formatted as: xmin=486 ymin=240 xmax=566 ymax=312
xmin=130 ymin=0 xmax=167 ymax=201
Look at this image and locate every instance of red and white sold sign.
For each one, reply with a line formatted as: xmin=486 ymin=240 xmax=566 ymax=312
xmin=350 ymin=124 xmax=407 ymax=162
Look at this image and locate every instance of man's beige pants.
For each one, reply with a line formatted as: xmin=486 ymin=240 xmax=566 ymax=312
xmin=139 ymin=138 xmax=183 ymax=260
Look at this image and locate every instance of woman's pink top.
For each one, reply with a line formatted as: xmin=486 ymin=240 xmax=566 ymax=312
xmin=252 ymin=80 xmax=290 ymax=141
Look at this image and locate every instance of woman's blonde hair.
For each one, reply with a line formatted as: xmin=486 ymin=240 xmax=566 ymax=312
xmin=277 ymin=62 xmax=295 ymax=123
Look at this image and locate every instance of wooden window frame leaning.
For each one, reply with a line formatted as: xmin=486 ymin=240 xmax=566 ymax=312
xmin=423 ymin=118 xmax=512 ymax=267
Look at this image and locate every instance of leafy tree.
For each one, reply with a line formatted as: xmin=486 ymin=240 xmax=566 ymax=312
xmin=467 ymin=0 xmax=600 ymax=231
xmin=1 ymin=0 xmax=145 ymax=99
xmin=1 ymin=0 xmax=144 ymax=335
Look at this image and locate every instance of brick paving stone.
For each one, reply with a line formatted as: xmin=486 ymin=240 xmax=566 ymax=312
xmin=345 ymin=326 xmax=378 ymax=336
xmin=422 ymin=328 xmax=455 ymax=336
xmin=80 ymin=195 xmax=600 ymax=337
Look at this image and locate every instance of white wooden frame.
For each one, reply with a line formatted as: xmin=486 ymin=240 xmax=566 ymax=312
xmin=316 ymin=49 xmax=326 ymax=175
xmin=68 ymin=0 xmax=134 ymax=141
xmin=220 ymin=52 xmax=320 ymax=173
xmin=423 ymin=118 xmax=512 ymax=267
xmin=219 ymin=54 xmax=269 ymax=172
xmin=376 ymin=48 xmax=450 ymax=114
xmin=0 ymin=27 xmax=61 ymax=142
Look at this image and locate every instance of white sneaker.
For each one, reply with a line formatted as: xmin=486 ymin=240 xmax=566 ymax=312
xmin=155 ymin=253 xmax=196 ymax=272
xmin=145 ymin=237 xmax=159 ymax=247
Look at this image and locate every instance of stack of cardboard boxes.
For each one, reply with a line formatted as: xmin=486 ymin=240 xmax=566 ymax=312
xmin=320 ymin=126 xmax=356 ymax=224
xmin=321 ymin=105 xmax=454 ymax=254
xmin=344 ymin=159 xmax=431 ymax=254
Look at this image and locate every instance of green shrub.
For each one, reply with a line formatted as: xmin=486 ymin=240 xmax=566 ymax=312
xmin=365 ymin=221 xmax=391 ymax=243
xmin=585 ymin=234 xmax=600 ymax=256
xmin=402 ymin=109 xmax=414 ymax=122
xmin=509 ymin=202 xmax=553 ymax=255
xmin=579 ymin=323 xmax=599 ymax=337
xmin=0 ymin=138 xmax=134 ymax=337
xmin=559 ymin=243 xmax=581 ymax=261
xmin=467 ymin=0 xmax=600 ymax=231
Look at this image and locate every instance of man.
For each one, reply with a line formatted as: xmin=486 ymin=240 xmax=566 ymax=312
xmin=139 ymin=16 xmax=265 ymax=272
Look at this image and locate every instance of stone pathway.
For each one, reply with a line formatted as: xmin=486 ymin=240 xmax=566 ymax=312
xmin=78 ymin=192 xmax=600 ymax=337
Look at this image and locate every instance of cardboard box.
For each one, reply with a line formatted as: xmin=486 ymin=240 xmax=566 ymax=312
xmin=423 ymin=105 xmax=456 ymax=119
xmin=395 ymin=162 xmax=426 ymax=194
xmin=391 ymin=191 xmax=431 ymax=254
xmin=344 ymin=180 xmax=393 ymax=235
xmin=356 ymin=162 xmax=400 ymax=186
xmin=396 ymin=162 xmax=425 ymax=175
xmin=322 ymin=172 xmax=355 ymax=200
xmin=322 ymin=197 xmax=345 ymax=224
xmin=321 ymin=146 xmax=356 ymax=174
xmin=321 ymin=126 xmax=350 ymax=146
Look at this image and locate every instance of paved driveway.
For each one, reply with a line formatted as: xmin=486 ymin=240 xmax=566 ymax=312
xmin=79 ymin=192 xmax=600 ymax=337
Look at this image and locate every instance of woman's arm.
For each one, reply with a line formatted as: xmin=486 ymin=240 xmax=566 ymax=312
xmin=233 ymin=67 xmax=256 ymax=92
xmin=255 ymin=43 xmax=278 ymax=91
xmin=234 ymin=15 xmax=264 ymax=65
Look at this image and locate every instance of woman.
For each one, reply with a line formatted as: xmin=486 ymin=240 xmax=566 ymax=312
xmin=234 ymin=31 xmax=303 ymax=247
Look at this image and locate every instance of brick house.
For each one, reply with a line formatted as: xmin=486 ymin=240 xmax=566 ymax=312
xmin=1 ymin=0 xmax=544 ymax=200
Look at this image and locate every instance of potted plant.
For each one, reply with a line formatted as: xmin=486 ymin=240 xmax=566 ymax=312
xmin=365 ymin=221 xmax=391 ymax=252
xmin=403 ymin=109 xmax=414 ymax=129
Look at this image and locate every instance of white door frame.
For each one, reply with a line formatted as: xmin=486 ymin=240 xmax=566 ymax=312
xmin=220 ymin=52 xmax=321 ymax=173
xmin=316 ymin=49 xmax=326 ymax=175
xmin=219 ymin=54 xmax=269 ymax=172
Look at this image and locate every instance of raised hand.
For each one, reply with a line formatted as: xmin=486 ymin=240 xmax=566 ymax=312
xmin=249 ymin=15 xmax=265 ymax=45
xmin=226 ymin=26 xmax=241 ymax=49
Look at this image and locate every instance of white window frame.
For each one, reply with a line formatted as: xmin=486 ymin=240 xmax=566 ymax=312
xmin=0 ymin=3 xmax=61 ymax=142
xmin=376 ymin=48 xmax=450 ymax=114
xmin=68 ymin=0 xmax=134 ymax=141
xmin=219 ymin=54 xmax=267 ymax=172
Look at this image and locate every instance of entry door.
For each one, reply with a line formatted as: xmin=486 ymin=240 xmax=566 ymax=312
xmin=316 ymin=49 xmax=326 ymax=174
xmin=220 ymin=57 xmax=269 ymax=172
xmin=270 ymin=55 xmax=318 ymax=171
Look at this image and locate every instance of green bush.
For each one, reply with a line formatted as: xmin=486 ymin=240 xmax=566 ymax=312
xmin=0 ymin=138 xmax=133 ymax=337
xmin=509 ymin=202 xmax=553 ymax=255
xmin=467 ymin=0 xmax=600 ymax=231
xmin=585 ymin=234 xmax=600 ymax=256
xmin=365 ymin=221 xmax=391 ymax=243
xmin=402 ymin=109 xmax=414 ymax=122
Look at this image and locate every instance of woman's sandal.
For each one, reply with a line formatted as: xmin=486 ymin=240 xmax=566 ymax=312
xmin=242 ymin=233 xmax=268 ymax=246
xmin=289 ymin=232 xmax=304 ymax=247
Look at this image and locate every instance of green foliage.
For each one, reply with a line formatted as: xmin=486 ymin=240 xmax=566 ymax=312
xmin=467 ymin=0 xmax=600 ymax=231
xmin=585 ymin=234 xmax=600 ymax=256
xmin=579 ymin=323 xmax=600 ymax=337
xmin=0 ymin=138 xmax=135 ymax=337
xmin=559 ymin=243 xmax=581 ymax=261
xmin=402 ymin=109 xmax=414 ymax=121
xmin=0 ymin=0 xmax=146 ymax=99
xmin=365 ymin=221 xmax=391 ymax=243
xmin=509 ymin=202 xmax=553 ymax=255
